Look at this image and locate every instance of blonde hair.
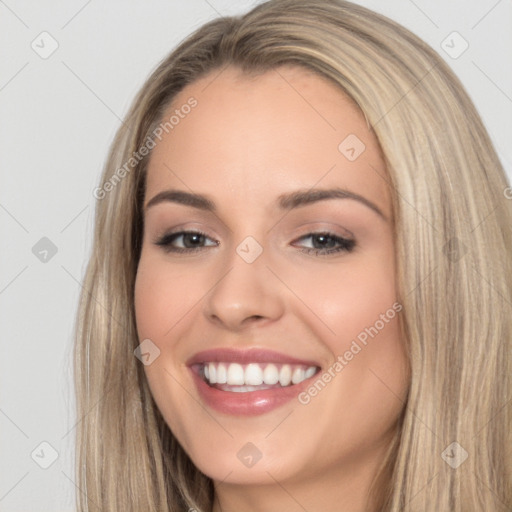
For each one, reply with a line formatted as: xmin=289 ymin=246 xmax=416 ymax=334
xmin=74 ymin=1 xmax=512 ymax=510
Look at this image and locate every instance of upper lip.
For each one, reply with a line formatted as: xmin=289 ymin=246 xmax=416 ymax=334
xmin=186 ymin=348 xmax=321 ymax=367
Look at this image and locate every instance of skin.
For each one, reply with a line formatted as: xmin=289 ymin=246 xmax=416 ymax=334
xmin=134 ymin=65 xmax=410 ymax=512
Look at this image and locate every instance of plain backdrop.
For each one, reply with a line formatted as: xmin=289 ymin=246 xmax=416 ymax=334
xmin=1 ymin=1 xmax=511 ymax=510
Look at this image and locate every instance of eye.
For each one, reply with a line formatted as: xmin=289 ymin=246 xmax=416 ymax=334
xmin=154 ymin=230 xmax=218 ymax=253
xmin=293 ymin=232 xmax=355 ymax=256
xmin=154 ymin=230 xmax=355 ymax=256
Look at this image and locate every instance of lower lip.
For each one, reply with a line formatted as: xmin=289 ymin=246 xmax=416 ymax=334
xmin=190 ymin=369 xmax=315 ymax=416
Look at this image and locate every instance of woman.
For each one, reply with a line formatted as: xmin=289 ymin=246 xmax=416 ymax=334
xmin=74 ymin=1 xmax=512 ymax=510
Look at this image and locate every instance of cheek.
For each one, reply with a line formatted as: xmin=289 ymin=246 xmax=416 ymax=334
xmin=280 ymin=249 xmax=406 ymax=407
xmin=134 ymin=269 xmax=167 ymax=342
xmin=290 ymin=258 xmax=407 ymax=463
xmin=331 ymin=269 xmax=398 ymax=343
xmin=133 ymin=256 xmax=199 ymax=436
xmin=280 ymin=254 xmax=398 ymax=347
xmin=134 ymin=254 xmax=207 ymax=340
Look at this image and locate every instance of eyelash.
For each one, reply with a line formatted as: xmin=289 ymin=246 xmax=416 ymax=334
xmin=154 ymin=230 xmax=356 ymax=256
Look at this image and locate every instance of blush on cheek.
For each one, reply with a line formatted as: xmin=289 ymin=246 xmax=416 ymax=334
xmin=333 ymin=316 xmax=402 ymax=375
xmin=134 ymin=264 xmax=187 ymax=339
xmin=316 ymin=290 xmax=399 ymax=351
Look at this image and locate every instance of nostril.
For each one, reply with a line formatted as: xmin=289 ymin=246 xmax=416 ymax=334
xmin=244 ymin=315 xmax=266 ymax=325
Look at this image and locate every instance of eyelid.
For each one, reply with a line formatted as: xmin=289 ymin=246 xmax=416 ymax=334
xmin=153 ymin=220 xmax=221 ymax=241
xmin=289 ymin=220 xmax=355 ymax=239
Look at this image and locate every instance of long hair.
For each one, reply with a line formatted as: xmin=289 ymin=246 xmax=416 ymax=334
xmin=73 ymin=1 xmax=512 ymax=510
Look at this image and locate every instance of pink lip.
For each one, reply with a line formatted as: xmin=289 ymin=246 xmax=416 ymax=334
xmin=187 ymin=348 xmax=321 ymax=416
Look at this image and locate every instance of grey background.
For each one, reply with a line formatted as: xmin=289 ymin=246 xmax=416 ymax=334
xmin=1 ymin=1 xmax=511 ymax=510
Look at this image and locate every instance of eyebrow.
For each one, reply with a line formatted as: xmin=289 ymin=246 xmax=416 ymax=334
xmin=146 ymin=189 xmax=216 ymax=212
xmin=277 ymin=188 xmax=386 ymax=220
xmin=145 ymin=187 xmax=387 ymax=220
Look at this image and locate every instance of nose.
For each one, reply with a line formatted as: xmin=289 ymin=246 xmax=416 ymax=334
xmin=202 ymin=245 xmax=286 ymax=331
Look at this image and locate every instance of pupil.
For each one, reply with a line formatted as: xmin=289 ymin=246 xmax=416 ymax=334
xmin=184 ymin=233 xmax=203 ymax=248
xmin=314 ymin=234 xmax=335 ymax=249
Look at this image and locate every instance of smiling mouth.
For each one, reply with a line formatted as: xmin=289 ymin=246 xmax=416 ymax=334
xmin=196 ymin=362 xmax=320 ymax=392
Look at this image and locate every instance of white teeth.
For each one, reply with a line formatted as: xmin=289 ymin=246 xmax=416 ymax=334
xmin=202 ymin=362 xmax=318 ymax=388
xmin=305 ymin=366 xmax=316 ymax=379
xmin=245 ymin=363 xmax=263 ymax=385
xmin=291 ymin=367 xmax=305 ymax=384
xmin=227 ymin=363 xmax=245 ymax=385
xmin=216 ymin=363 xmax=227 ymax=384
xmin=263 ymin=363 xmax=279 ymax=385
xmin=208 ymin=363 xmax=216 ymax=384
xmin=279 ymin=365 xmax=292 ymax=386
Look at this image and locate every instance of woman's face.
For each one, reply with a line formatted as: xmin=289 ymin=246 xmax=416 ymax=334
xmin=134 ymin=65 xmax=409 ymax=490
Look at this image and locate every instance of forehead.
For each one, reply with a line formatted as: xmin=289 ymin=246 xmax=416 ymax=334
xmin=145 ymin=65 xmax=390 ymax=218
